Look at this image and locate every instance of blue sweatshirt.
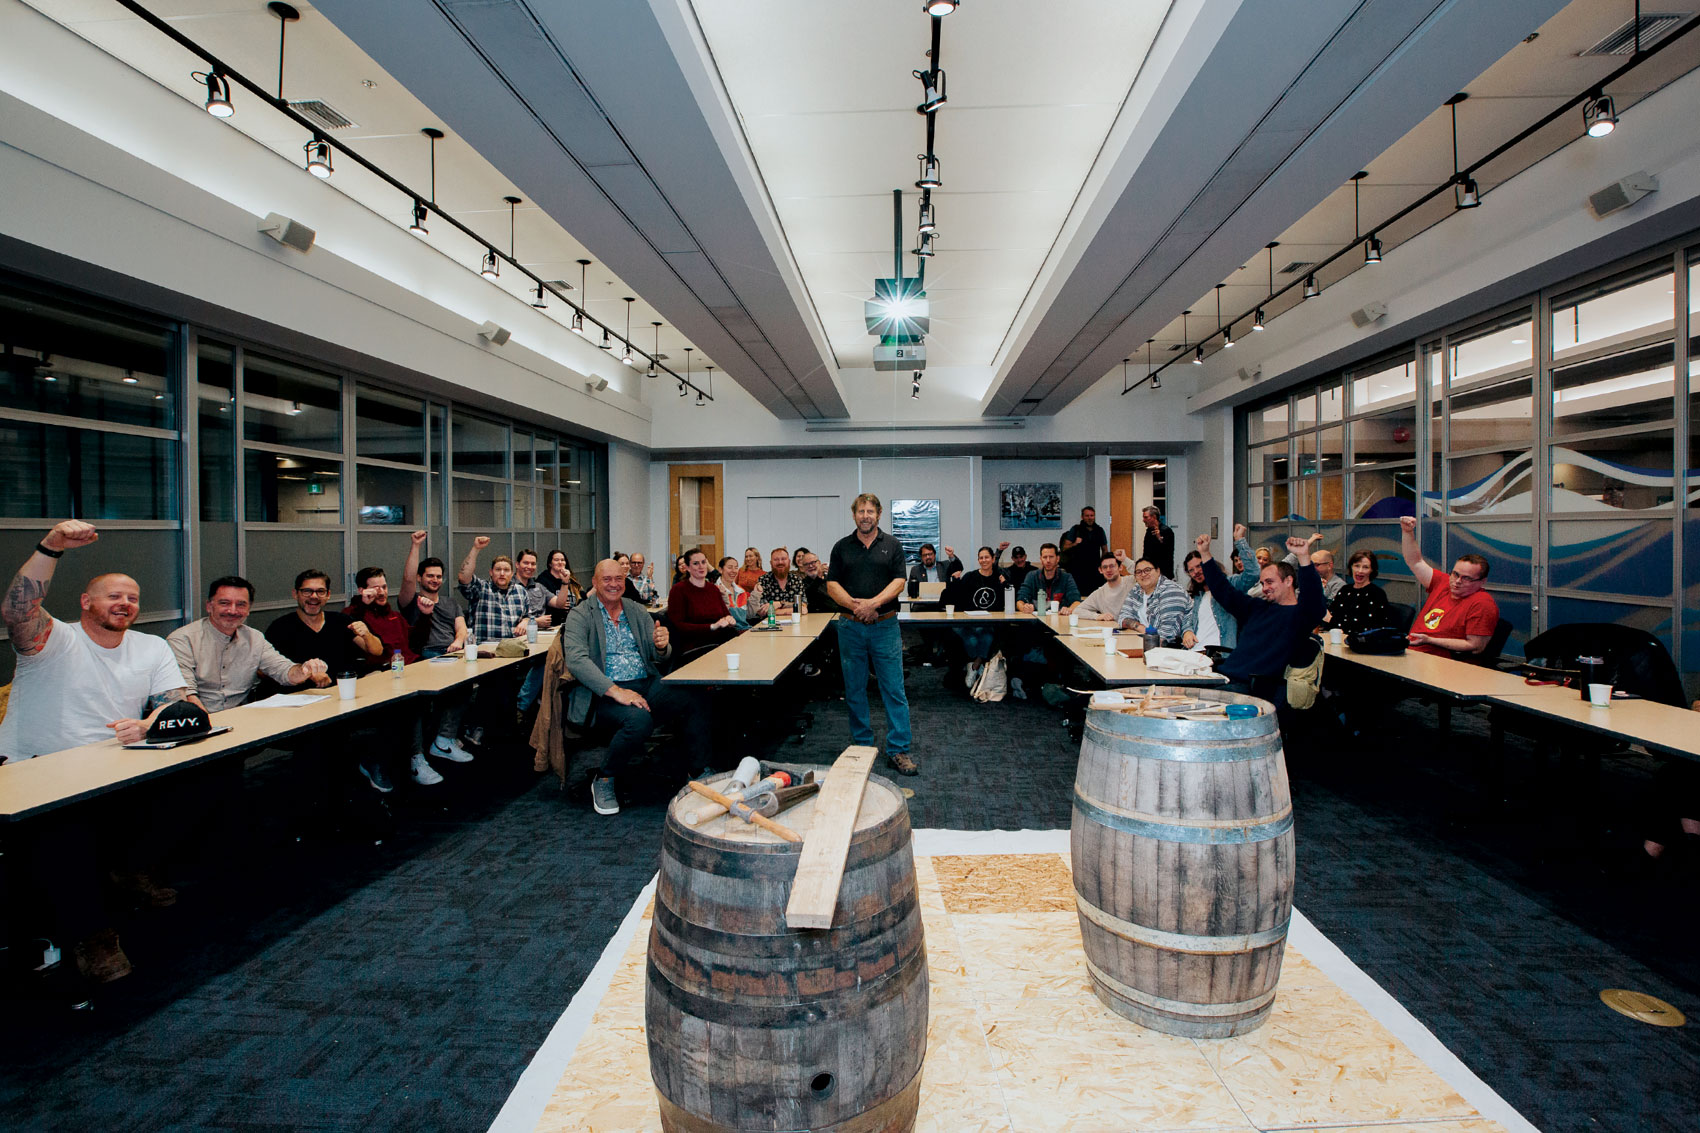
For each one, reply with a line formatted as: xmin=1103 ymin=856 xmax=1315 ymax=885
xmin=1202 ymin=558 xmax=1325 ymax=682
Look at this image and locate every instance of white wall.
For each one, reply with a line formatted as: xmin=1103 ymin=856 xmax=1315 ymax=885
xmin=0 ymin=4 xmax=651 ymax=446
xmin=607 ymin=441 xmax=651 ymax=560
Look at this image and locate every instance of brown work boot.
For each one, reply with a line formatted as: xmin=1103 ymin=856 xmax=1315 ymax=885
xmin=73 ymin=929 xmax=133 ymax=983
xmin=110 ymin=870 xmax=177 ymax=908
xmin=889 ymin=751 xmax=920 ymax=776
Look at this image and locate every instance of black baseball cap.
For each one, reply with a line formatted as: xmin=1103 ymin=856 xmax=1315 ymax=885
xmin=144 ymin=700 xmax=214 ymax=744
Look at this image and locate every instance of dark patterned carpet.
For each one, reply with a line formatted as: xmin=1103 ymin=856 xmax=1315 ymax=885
xmin=1 ymin=641 xmax=1696 ymax=1132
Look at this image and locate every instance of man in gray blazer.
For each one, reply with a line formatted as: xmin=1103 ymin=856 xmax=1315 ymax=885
xmin=561 ymin=558 xmax=680 ymax=816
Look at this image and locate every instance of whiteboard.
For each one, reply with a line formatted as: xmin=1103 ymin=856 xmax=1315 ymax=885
xmin=747 ymin=496 xmax=842 ymax=563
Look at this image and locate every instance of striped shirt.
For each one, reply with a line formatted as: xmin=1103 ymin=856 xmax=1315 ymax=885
xmin=1116 ymin=576 xmax=1194 ymax=643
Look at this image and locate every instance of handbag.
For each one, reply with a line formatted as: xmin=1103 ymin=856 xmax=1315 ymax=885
xmin=1348 ymin=626 xmax=1408 ymax=655
xmin=971 ymin=651 xmax=1008 ymax=703
xmin=1284 ymin=636 xmax=1326 ymax=710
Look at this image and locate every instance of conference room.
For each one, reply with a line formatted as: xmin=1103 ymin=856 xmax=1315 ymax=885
xmin=1 ymin=1 xmax=1697 ymax=1130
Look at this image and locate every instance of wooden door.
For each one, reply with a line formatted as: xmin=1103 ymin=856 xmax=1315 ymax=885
xmin=670 ymin=463 xmax=724 ymax=565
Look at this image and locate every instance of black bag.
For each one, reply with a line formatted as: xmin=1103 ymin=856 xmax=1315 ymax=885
xmin=1348 ymin=626 xmax=1408 ymax=655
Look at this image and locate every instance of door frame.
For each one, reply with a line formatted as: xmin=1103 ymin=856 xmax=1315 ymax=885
xmin=669 ymin=463 xmax=724 ymax=565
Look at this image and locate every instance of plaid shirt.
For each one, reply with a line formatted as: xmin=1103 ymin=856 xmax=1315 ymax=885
xmin=459 ymin=575 xmax=531 ymax=644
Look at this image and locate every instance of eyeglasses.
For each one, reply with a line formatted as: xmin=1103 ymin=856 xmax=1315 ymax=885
xmin=1449 ymin=569 xmax=1484 ymax=583
xmin=296 ymin=587 xmax=329 ymax=596
xmin=1134 ymin=567 xmax=1156 ymax=577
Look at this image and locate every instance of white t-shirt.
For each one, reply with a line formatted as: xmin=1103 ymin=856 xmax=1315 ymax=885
xmin=1193 ymin=597 xmax=1221 ymax=650
xmin=0 ymin=618 xmax=185 ymax=760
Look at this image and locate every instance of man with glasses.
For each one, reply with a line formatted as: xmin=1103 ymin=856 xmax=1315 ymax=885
xmin=1399 ymin=516 xmax=1499 ymax=658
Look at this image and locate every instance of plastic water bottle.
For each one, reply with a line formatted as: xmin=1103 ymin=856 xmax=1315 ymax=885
xmin=1004 ymin=586 xmax=1015 ymax=614
xmin=390 ymin=649 xmax=404 ymax=676
xmin=526 ymin=619 xmax=538 ymax=646
xmin=766 ymin=601 xmax=777 ymax=628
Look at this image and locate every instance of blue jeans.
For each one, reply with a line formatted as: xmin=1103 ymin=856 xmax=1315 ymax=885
xmin=836 ymin=615 xmax=911 ymax=755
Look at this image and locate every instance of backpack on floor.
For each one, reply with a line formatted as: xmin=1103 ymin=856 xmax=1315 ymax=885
xmin=971 ymin=651 xmax=1008 ymax=703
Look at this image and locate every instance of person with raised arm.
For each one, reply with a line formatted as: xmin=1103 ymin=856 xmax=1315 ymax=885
xmin=1399 ymin=515 xmax=1499 ymax=658
xmin=1192 ymin=531 xmax=1326 ymax=709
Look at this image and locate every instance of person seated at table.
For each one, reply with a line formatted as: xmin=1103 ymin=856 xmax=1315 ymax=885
xmin=999 ymin=543 xmax=1033 ymax=593
xmin=1311 ymin=549 xmax=1347 ymax=602
xmin=1243 ymin=545 xmax=1274 ymax=597
xmin=667 ymin=547 xmax=739 ymax=655
xmin=1325 ymin=550 xmax=1396 ymax=636
xmin=348 ymin=565 xmax=455 ymax=787
xmin=943 ymin=546 xmax=1009 ymax=682
xmin=563 ymin=559 xmax=681 ymax=817
xmin=539 ymin=549 xmax=586 ymax=608
xmin=512 ymin=548 xmax=576 ymax=717
xmin=759 ymin=547 xmax=808 ymax=615
xmin=1398 ymin=516 xmax=1499 ymax=658
xmin=627 ymin=552 xmax=658 ymax=604
xmin=0 ymin=521 xmax=201 ymax=983
xmin=167 ymin=576 xmax=329 ymax=711
xmin=394 ymin=547 xmax=477 ymax=766
xmin=906 ymin=543 xmax=961 ymax=596
xmin=1016 ymin=543 xmax=1080 ymax=613
xmin=1075 ymin=551 xmax=1136 ymax=622
xmin=716 ymin=555 xmax=767 ymax=627
xmin=458 ymin=537 xmax=533 ymax=646
xmin=735 ymin=547 xmax=766 ymax=594
xmin=1116 ymin=558 xmax=1192 ymax=646
xmin=1194 ymin=533 xmax=1325 ymax=709
xmin=1180 ymin=525 xmax=1259 ymax=652
xmin=613 ymin=553 xmax=648 ymax=605
xmin=795 ymin=548 xmax=838 ymax=614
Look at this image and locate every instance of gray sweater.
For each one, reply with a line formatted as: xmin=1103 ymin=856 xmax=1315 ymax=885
xmin=560 ymin=597 xmax=672 ymax=698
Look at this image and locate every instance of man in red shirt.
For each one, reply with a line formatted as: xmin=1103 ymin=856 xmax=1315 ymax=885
xmin=1398 ymin=516 xmax=1499 ymax=658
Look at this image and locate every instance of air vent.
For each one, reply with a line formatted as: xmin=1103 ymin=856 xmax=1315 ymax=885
xmin=288 ymin=98 xmax=357 ymax=131
xmin=1280 ymin=260 xmax=1314 ymax=275
xmin=544 ymin=279 xmax=576 ymax=291
xmin=1578 ymin=13 xmax=1684 ymax=56
xmin=1019 ymin=397 xmax=1042 ymax=403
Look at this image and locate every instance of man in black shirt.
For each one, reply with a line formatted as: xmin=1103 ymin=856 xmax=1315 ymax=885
xmin=1060 ymin=507 xmax=1109 ymax=597
xmin=1141 ymin=507 xmax=1176 ymax=579
xmin=1000 ymin=543 xmax=1033 ymax=593
xmin=825 ymin=494 xmax=916 ymax=776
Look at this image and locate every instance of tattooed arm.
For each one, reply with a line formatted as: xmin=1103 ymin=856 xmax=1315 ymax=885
xmin=4 ymin=520 xmax=98 ymax=656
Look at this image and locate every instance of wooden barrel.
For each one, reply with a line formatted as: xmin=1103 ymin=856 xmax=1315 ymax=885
xmin=1071 ymin=687 xmax=1294 ymax=1038
xmin=647 ymin=767 xmax=928 ymax=1132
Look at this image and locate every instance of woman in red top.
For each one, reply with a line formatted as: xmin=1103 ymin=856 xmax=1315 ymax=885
xmin=668 ymin=548 xmax=741 ymax=655
xmin=735 ymin=547 xmax=765 ymax=594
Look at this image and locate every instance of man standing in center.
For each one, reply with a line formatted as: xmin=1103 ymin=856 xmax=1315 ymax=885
xmin=825 ymin=494 xmax=916 ymax=777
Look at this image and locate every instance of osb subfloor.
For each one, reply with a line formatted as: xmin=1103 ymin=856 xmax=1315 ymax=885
xmin=534 ymin=853 xmax=1509 ymax=1133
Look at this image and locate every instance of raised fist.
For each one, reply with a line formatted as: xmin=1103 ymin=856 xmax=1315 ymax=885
xmin=414 ymin=594 xmax=436 ymax=615
xmin=1233 ymin=523 xmax=1247 ymax=541
xmin=44 ymin=519 xmax=99 ymax=552
xmin=411 ymin=530 xmax=428 ymax=546
xmin=1285 ymin=535 xmax=1310 ymax=555
xmin=473 ymin=535 xmax=491 ymax=550
xmin=1195 ymin=534 xmax=1211 ymax=556
xmin=1399 ymin=516 xmax=1417 ymax=533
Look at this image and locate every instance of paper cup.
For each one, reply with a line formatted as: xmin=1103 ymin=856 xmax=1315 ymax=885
xmin=337 ymin=675 xmax=357 ymax=701
xmin=464 ymin=642 xmax=479 ymax=663
xmin=726 ymin=653 xmax=741 ymax=672
xmin=944 ymin=604 xmax=955 ymax=616
xmin=790 ymin=611 xmax=800 ymax=625
xmin=1588 ymin=683 xmax=1612 ymax=707
xmin=1329 ymin=628 xmax=1344 ymax=646
xmin=1068 ymin=613 xmax=1079 ymax=629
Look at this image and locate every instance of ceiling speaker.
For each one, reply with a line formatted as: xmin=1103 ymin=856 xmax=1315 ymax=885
xmin=1236 ymin=364 xmax=1262 ymax=383
xmin=1350 ymin=301 xmax=1388 ymax=328
xmin=257 ymin=212 xmax=315 ymax=253
xmin=477 ymin=321 xmax=511 ymax=346
xmin=1588 ymin=171 xmax=1658 ymax=219
xmin=585 ymin=377 xmax=609 ymax=393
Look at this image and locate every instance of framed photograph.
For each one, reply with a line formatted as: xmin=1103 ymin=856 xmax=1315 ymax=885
xmin=890 ymin=499 xmax=941 ymax=564
xmin=999 ymin=483 xmax=1062 ymax=530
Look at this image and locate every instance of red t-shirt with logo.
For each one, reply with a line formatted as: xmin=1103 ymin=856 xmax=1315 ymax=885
xmin=1409 ymin=573 xmax=1499 ymax=657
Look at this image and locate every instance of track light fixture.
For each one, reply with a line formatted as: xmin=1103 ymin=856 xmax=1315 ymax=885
xmin=1193 ymin=345 xmax=1204 ymax=365
xmin=1364 ymin=234 xmax=1383 ymax=264
xmin=649 ymin=322 xmax=662 ymax=378
xmin=1215 ymin=283 xmax=1231 ymax=348
xmin=914 ymin=67 xmax=946 ymax=114
xmin=303 ymin=136 xmax=332 ymax=179
xmin=917 ymin=199 xmax=936 ymax=235
xmin=1151 ymin=370 xmax=1160 ymax=390
xmin=620 ymin=297 xmax=636 ymax=364
xmin=408 ymin=199 xmax=429 ymax=236
xmin=1181 ymin=309 xmax=1195 ymax=363
xmin=1584 ymin=91 xmax=1618 ymax=137
xmin=913 ymin=230 xmax=937 ymax=258
xmin=1253 ymin=307 xmax=1266 ymax=331
xmin=598 ymin=325 xmax=613 ymax=352
xmin=480 ymin=250 xmax=499 ymax=280
xmin=702 ymin=364 xmax=713 ymax=406
xmin=916 ymin=154 xmax=942 ymax=189
xmin=1304 ymin=274 xmax=1319 ymax=299
xmin=911 ymin=373 xmax=922 ymax=399
xmin=923 ymin=0 xmax=959 ymax=13
xmin=571 ymin=259 xmax=590 ymax=335
xmin=1350 ymin=170 xmax=1378 ymax=266
xmin=531 ymin=283 xmax=548 ymax=309
xmin=194 ymin=69 xmax=233 ymax=118
xmin=678 ymin=381 xmax=687 ymax=398
xmin=1447 ymin=94 xmax=1481 ymax=210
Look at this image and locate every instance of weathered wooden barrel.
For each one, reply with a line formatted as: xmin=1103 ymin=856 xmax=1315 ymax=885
xmin=647 ymin=767 xmax=928 ymax=1132
xmin=1071 ymin=688 xmax=1294 ymax=1038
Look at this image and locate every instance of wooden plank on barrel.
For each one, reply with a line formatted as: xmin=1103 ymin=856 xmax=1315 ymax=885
xmin=784 ymin=745 xmax=878 ymax=929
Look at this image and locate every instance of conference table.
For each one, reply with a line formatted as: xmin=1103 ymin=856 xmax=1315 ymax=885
xmin=1322 ymin=640 xmax=1700 ymax=765
xmin=0 ymin=638 xmax=551 ymax=823
xmin=662 ymin=613 xmax=835 ymax=685
xmin=1052 ymin=630 xmax=1229 ymax=688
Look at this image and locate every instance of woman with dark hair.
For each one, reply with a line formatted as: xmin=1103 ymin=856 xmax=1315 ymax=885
xmin=667 ymin=547 xmax=739 ymax=654
xmin=539 ymin=549 xmax=584 ymax=607
xmin=1326 ymin=549 xmax=1394 ymax=635
xmin=944 ymin=546 xmax=1008 ymax=683
xmin=672 ymin=553 xmax=689 ymax=587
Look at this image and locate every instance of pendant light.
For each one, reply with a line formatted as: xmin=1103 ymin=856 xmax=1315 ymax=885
xmin=1448 ymin=94 xmax=1481 ymax=209
xmin=194 ymin=69 xmax=233 ymax=118
xmin=681 ymin=347 xmax=693 ymax=397
xmin=1183 ymin=310 xmax=1200 ymax=364
xmin=648 ymin=322 xmax=662 ymax=378
xmin=620 ymin=298 xmax=636 ymax=364
xmin=570 ymin=259 xmax=589 ymax=335
xmin=1216 ymin=284 xmax=1233 ymax=348
xmin=1353 ymin=171 xmax=1381 ymax=264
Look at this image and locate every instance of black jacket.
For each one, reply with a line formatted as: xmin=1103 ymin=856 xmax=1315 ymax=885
xmin=907 ymin=557 xmax=962 ymax=598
